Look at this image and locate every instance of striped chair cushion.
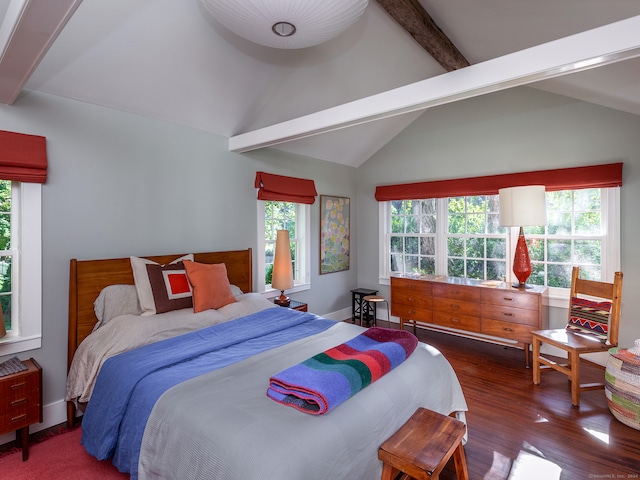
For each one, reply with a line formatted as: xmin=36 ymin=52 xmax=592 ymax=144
xmin=566 ymin=296 xmax=612 ymax=341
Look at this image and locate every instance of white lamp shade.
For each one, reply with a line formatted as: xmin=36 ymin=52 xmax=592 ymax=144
xmin=499 ymin=185 xmax=547 ymax=227
xmin=272 ymin=230 xmax=294 ymax=290
xmin=201 ymin=0 xmax=369 ymax=49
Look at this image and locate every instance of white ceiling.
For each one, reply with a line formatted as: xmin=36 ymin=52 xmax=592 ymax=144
xmin=2 ymin=0 xmax=640 ymax=167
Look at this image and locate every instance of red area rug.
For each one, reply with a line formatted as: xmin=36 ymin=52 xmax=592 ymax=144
xmin=0 ymin=427 xmax=128 ymax=479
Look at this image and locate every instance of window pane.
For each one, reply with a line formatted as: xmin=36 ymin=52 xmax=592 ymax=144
xmin=547 ymin=212 xmax=571 ymax=235
xmin=548 ymin=239 xmax=571 ymax=263
xmin=575 ymin=211 xmax=600 ymax=235
xmin=390 ymin=236 xmax=403 ymax=253
xmin=487 ymin=260 xmax=506 ymax=281
xmin=466 ymin=259 xmax=484 ymax=279
xmin=420 ymin=237 xmax=435 ymax=256
xmin=548 ymin=264 xmax=572 ymax=288
xmin=528 ymin=238 xmax=544 ymax=262
xmin=448 ymin=214 xmax=464 ymax=234
xmin=448 ymin=258 xmax=464 ymax=277
xmin=406 ymin=237 xmax=418 ymax=255
xmin=421 ymin=199 xmax=436 ymax=215
xmin=420 ymin=257 xmax=435 ymax=275
xmin=0 ymin=180 xmax=10 ymax=250
xmin=404 ymin=255 xmax=419 ymax=274
xmin=447 ymin=237 xmax=464 ymax=257
xmin=487 ymin=238 xmax=506 ymax=259
xmin=467 ymin=214 xmax=485 ymax=234
xmin=420 ymin=214 xmax=436 ymax=233
xmin=467 ymin=238 xmax=484 ymax=258
xmin=528 ymin=263 xmax=545 ymax=286
xmin=574 ymin=240 xmax=601 ymax=264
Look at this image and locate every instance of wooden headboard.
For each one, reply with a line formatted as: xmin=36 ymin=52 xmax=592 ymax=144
xmin=67 ymin=248 xmax=253 ymax=371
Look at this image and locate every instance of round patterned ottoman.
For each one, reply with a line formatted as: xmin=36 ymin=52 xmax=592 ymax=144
xmin=605 ymin=339 xmax=640 ymax=430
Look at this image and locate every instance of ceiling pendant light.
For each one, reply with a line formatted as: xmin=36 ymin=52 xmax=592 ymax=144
xmin=200 ymin=0 xmax=369 ymax=49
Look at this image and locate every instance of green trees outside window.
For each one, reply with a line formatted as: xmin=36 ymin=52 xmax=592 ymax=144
xmin=388 ymin=188 xmax=605 ymax=287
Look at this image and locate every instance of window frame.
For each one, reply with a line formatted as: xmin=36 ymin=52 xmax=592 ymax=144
xmin=379 ymin=187 xmax=620 ymax=308
xmin=257 ymin=200 xmax=311 ymax=297
xmin=0 ymin=182 xmax=42 ymax=355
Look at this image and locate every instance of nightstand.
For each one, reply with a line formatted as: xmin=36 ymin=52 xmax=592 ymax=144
xmin=273 ymin=299 xmax=308 ymax=312
xmin=0 ymin=358 xmax=42 ymax=461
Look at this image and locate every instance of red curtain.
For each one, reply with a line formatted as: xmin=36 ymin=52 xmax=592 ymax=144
xmin=0 ymin=130 xmax=48 ymax=183
xmin=255 ymin=171 xmax=317 ymax=204
xmin=374 ymin=163 xmax=622 ymax=201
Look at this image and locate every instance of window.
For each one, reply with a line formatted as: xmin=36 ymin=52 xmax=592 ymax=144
xmin=257 ymin=200 xmax=310 ymax=295
xmin=0 ymin=180 xmax=14 ymax=333
xmin=0 ymin=181 xmax=42 ymax=355
xmin=380 ymin=188 xmax=619 ymax=301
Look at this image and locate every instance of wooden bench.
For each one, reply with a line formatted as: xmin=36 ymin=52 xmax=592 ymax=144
xmin=378 ymin=408 xmax=468 ymax=480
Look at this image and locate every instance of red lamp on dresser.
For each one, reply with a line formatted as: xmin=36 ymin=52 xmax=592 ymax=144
xmin=499 ymin=185 xmax=547 ymax=288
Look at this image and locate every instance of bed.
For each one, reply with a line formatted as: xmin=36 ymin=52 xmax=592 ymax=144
xmin=66 ymin=248 xmax=468 ymax=480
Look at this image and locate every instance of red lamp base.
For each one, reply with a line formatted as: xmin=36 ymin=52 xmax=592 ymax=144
xmin=512 ymin=227 xmax=532 ymax=289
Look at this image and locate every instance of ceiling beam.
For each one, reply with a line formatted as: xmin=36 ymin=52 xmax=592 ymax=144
xmin=229 ymin=15 xmax=640 ymax=154
xmin=375 ymin=0 xmax=469 ymax=71
xmin=0 ymin=0 xmax=84 ymax=104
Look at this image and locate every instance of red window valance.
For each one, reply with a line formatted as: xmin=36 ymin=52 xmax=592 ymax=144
xmin=0 ymin=130 xmax=48 ymax=183
xmin=255 ymin=171 xmax=317 ymax=204
xmin=374 ymin=163 xmax=623 ymax=201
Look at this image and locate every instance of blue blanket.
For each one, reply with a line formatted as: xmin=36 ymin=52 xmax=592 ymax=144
xmin=81 ymin=308 xmax=334 ymax=479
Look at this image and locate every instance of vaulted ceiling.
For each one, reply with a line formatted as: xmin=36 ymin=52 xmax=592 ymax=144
xmin=2 ymin=0 xmax=640 ymax=167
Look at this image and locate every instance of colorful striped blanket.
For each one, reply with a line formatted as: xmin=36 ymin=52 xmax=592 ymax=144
xmin=267 ymin=327 xmax=418 ymax=415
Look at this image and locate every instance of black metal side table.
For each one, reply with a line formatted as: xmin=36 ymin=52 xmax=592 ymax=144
xmin=351 ymin=288 xmax=378 ymax=326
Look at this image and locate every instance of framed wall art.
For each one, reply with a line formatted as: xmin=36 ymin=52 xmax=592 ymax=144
xmin=320 ymin=195 xmax=350 ymax=274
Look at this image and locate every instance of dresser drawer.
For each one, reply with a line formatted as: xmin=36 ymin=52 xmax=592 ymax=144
xmin=391 ymin=289 xmax=432 ymax=309
xmin=391 ymin=277 xmax=432 ymax=296
xmin=432 ymin=283 xmax=480 ymax=303
xmin=432 ymin=310 xmax=481 ymax=331
xmin=481 ymin=304 xmax=539 ymax=326
xmin=391 ymin=303 xmax=432 ymax=323
xmin=481 ymin=289 xmax=539 ymax=311
xmin=433 ymin=297 xmax=480 ymax=317
xmin=481 ymin=318 xmax=536 ymax=343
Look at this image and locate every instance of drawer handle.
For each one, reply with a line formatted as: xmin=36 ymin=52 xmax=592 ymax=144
xmin=449 ymin=304 xmax=460 ymax=309
xmin=11 ymin=414 xmax=27 ymax=423
xmin=407 ymin=297 xmax=414 ymax=302
xmin=503 ymin=297 xmax=514 ymax=302
xmin=502 ymin=312 xmax=514 ymax=317
xmin=11 ymin=398 xmax=27 ymax=407
xmin=407 ymin=310 xmax=415 ymax=315
xmin=450 ymin=317 xmax=460 ymax=323
xmin=11 ymin=382 xmax=27 ymax=390
xmin=503 ymin=327 xmax=514 ymax=332
xmin=407 ymin=285 xmax=415 ymax=289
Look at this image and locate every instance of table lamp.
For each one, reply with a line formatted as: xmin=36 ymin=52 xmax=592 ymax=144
xmin=272 ymin=229 xmax=294 ymax=306
xmin=499 ymin=185 xmax=547 ymax=288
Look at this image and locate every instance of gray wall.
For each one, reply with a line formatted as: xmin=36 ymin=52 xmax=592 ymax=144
xmin=0 ymin=90 xmax=357 ymax=410
xmin=2 ymin=84 xmax=639 ymax=424
xmin=356 ymin=86 xmax=640 ymax=348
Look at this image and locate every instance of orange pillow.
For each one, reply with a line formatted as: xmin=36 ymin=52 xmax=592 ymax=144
xmin=183 ymin=261 xmax=238 ymax=313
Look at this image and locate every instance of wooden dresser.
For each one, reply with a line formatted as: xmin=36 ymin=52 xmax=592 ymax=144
xmin=391 ymin=275 xmax=547 ymax=366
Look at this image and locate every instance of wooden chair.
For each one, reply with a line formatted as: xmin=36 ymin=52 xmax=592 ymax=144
xmin=532 ymin=266 xmax=623 ymax=407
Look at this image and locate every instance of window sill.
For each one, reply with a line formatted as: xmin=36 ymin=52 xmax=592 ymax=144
xmin=262 ymin=283 xmax=311 ymax=299
xmin=0 ymin=335 xmax=42 ymax=356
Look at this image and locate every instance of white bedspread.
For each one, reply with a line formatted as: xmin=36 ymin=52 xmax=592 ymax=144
xmin=67 ymin=293 xmax=276 ymax=404
xmin=138 ymin=321 xmax=468 ymax=480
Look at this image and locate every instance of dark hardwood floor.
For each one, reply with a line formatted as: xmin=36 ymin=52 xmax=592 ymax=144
xmin=372 ymin=320 xmax=640 ymax=480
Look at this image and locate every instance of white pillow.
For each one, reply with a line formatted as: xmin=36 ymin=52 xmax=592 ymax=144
xmin=93 ymin=284 xmax=142 ymax=331
xmin=130 ymin=254 xmax=194 ymax=315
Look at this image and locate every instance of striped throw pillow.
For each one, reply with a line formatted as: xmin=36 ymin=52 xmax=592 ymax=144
xmin=566 ymin=296 xmax=612 ymax=341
